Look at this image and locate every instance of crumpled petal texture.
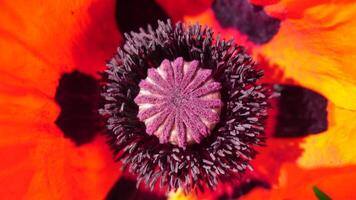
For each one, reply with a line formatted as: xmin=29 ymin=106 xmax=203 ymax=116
xmin=0 ymin=0 xmax=121 ymax=95
xmin=250 ymin=0 xmax=356 ymax=168
xmin=179 ymin=0 xmax=356 ymax=110
xmin=0 ymin=125 xmax=120 ymax=199
xmin=252 ymin=0 xmax=356 ymax=111
xmin=298 ymin=105 xmax=356 ymax=167
xmin=243 ymin=163 xmax=356 ymax=200
xmin=0 ymin=0 xmax=122 ymax=199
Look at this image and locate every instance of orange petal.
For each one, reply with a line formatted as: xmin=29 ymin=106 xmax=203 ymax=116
xmin=0 ymin=78 xmax=119 ymax=199
xmin=0 ymin=0 xmax=122 ymax=198
xmin=298 ymin=103 xmax=356 ymax=167
xmin=0 ymin=0 xmax=121 ymax=96
xmin=261 ymin=0 xmax=349 ymax=19
xmin=0 ymin=90 xmax=59 ymax=126
xmin=245 ymin=163 xmax=356 ymax=199
xmin=0 ymin=124 xmax=120 ymax=199
xmin=26 ymin=135 xmax=120 ymax=200
xmin=253 ymin=0 xmax=356 ymax=110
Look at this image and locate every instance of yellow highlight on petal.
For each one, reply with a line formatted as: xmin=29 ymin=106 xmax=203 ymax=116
xmin=254 ymin=2 xmax=356 ymax=111
xmin=298 ymin=104 xmax=356 ymax=168
xmin=168 ymin=189 xmax=197 ymax=200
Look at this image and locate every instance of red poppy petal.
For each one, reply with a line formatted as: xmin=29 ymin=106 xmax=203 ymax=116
xmin=298 ymin=104 xmax=356 ymax=167
xmin=245 ymin=163 xmax=356 ymax=199
xmin=0 ymin=0 xmax=121 ymax=95
xmin=0 ymin=91 xmax=59 ymax=126
xmin=24 ymin=135 xmax=120 ymax=200
xmin=155 ymin=0 xmax=213 ymax=21
xmin=249 ymin=0 xmax=279 ymax=6
xmin=253 ymin=0 xmax=356 ymax=110
xmin=0 ymin=0 xmax=122 ymax=198
xmin=0 ymin=125 xmax=120 ymax=199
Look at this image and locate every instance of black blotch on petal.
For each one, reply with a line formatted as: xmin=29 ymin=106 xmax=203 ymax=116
xmin=274 ymin=84 xmax=328 ymax=137
xmin=212 ymin=0 xmax=280 ymax=44
xmin=115 ymin=0 xmax=169 ymax=33
xmin=231 ymin=179 xmax=270 ymax=198
xmin=217 ymin=193 xmax=230 ymax=200
xmin=106 ymin=177 xmax=166 ymax=200
xmin=55 ymin=71 xmax=102 ymax=146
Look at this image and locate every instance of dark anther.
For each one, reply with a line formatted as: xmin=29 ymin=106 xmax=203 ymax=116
xmin=212 ymin=0 xmax=280 ymax=44
xmin=106 ymin=177 xmax=166 ymax=200
xmin=274 ymin=84 xmax=328 ymax=137
xmin=115 ymin=0 xmax=169 ymax=33
xmin=55 ymin=71 xmax=102 ymax=146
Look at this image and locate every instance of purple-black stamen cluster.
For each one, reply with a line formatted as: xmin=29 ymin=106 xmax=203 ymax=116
xmin=100 ymin=19 xmax=271 ymax=194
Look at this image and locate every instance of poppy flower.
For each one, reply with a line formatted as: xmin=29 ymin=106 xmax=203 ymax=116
xmin=1 ymin=0 xmax=356 ymax=199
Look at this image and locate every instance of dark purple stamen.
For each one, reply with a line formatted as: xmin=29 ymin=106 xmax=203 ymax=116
xmin=101 ymin=20 xmax=272 ymax=193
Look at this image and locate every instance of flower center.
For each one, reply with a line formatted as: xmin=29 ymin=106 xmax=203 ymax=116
xmin=169 ymin=91 xmax=188 ymax=107
xmin=134 ymin=57 xmax=223 ymax=148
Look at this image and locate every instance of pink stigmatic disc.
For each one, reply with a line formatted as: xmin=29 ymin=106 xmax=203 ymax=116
xmin=134 ymin=57 xmax=223 ymax=148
